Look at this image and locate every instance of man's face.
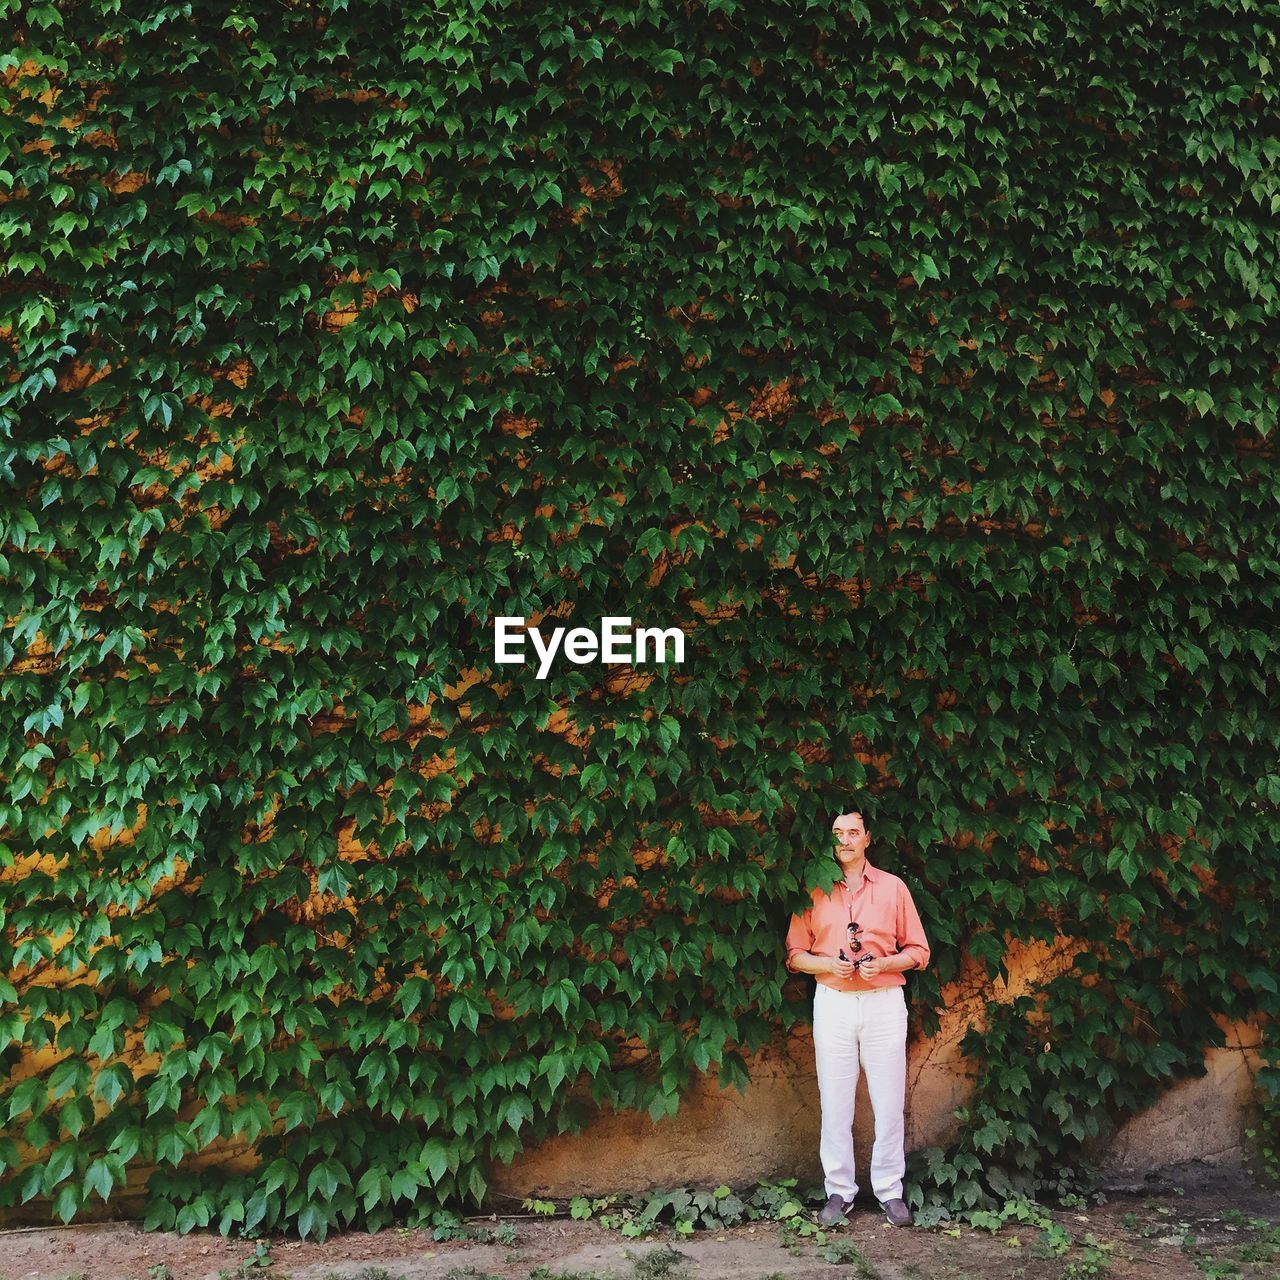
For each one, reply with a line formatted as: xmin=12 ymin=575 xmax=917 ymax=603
xmin=832 ymin=812 xmax=870 ymax=862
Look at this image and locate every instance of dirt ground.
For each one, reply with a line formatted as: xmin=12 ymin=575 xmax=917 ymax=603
xmin=0 ymin=1185 xmax=1276 ymax=1280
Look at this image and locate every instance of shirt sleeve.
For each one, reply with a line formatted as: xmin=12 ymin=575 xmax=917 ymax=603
xmin=784 ymin=905 xmax=815 ymax=974
xmin=895 ymin=882 xmax=931 ymax=972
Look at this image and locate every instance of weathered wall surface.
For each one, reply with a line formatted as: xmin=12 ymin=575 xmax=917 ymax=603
xmin=0 ymin=944 xmax=1262 ymax=1229
xmin=1098 ymin=1019 xmax=1264 ymax=1183
xmin=492 ymin=942 xmax=1265 ymax=1198
xmin=491 ymin=1024 xmax=1265 ymax=1200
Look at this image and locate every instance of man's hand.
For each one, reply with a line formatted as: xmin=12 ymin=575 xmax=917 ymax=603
xmin=859 ymin=954 xmax=913 ymax=978
xmin=827 ymin=955 xmax=857 ymax=979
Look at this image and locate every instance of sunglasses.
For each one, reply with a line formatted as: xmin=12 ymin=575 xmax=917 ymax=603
xmin=839 ymin=920 xmax=874 ymax=968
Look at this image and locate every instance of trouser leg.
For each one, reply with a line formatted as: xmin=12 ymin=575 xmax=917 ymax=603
xmin=859 ymin=986 xmax=910 ymax=1202
xmin=813 ymin=984 xmax=860 ymax=1201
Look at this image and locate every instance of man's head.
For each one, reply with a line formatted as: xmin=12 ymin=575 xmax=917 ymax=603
xmin=831 ymin=801 xmax=871 ymax=863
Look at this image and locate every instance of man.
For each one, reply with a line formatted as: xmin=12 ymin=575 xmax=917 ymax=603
xmin=785 ymin=800 xmax=930 ymax=1228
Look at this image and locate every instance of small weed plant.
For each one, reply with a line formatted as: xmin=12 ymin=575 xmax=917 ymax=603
xmin=1063 ymin=1233 xmax=1115 ymax=1278
xmin=528 ymin=1178 xmax=825 ymax=1239
xmin=623 ymin=1243 xmax=690 ymax=1280
xmin=814 ymin=1238 xmax=876 ymax=1276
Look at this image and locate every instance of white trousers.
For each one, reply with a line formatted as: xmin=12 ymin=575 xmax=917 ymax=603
xmin=812 ymin=983 xmax=909 ymax=1203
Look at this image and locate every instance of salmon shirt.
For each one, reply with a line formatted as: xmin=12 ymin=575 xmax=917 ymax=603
xmin=785 ymin=859 xmax=931 ymax=992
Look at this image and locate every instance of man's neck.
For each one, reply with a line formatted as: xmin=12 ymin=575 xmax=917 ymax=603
xmin=841 ymin=855 xmax=867 ymax=884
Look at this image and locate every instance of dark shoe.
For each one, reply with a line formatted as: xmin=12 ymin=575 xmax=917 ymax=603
xmin=817 ymin=1193 xmax=854 ymax=1226
xmin=880 ymin=1197 xmax=913 ymax=1227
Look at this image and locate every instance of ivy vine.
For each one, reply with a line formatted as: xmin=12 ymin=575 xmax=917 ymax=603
xmin=1 ymin=0 xmax=1277 ymax=1241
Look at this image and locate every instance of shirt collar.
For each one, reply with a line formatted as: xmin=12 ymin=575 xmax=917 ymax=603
xmin=841 ymin=858 xmax=879 ymax=890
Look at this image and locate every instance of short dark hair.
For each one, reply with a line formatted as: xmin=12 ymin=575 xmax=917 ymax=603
xmin=831 ymin=796 xmax=872 ymax=828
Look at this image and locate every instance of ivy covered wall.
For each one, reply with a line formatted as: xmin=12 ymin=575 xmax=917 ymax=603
xmin=1 ymin=0 xmax=1278 ymax=1240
